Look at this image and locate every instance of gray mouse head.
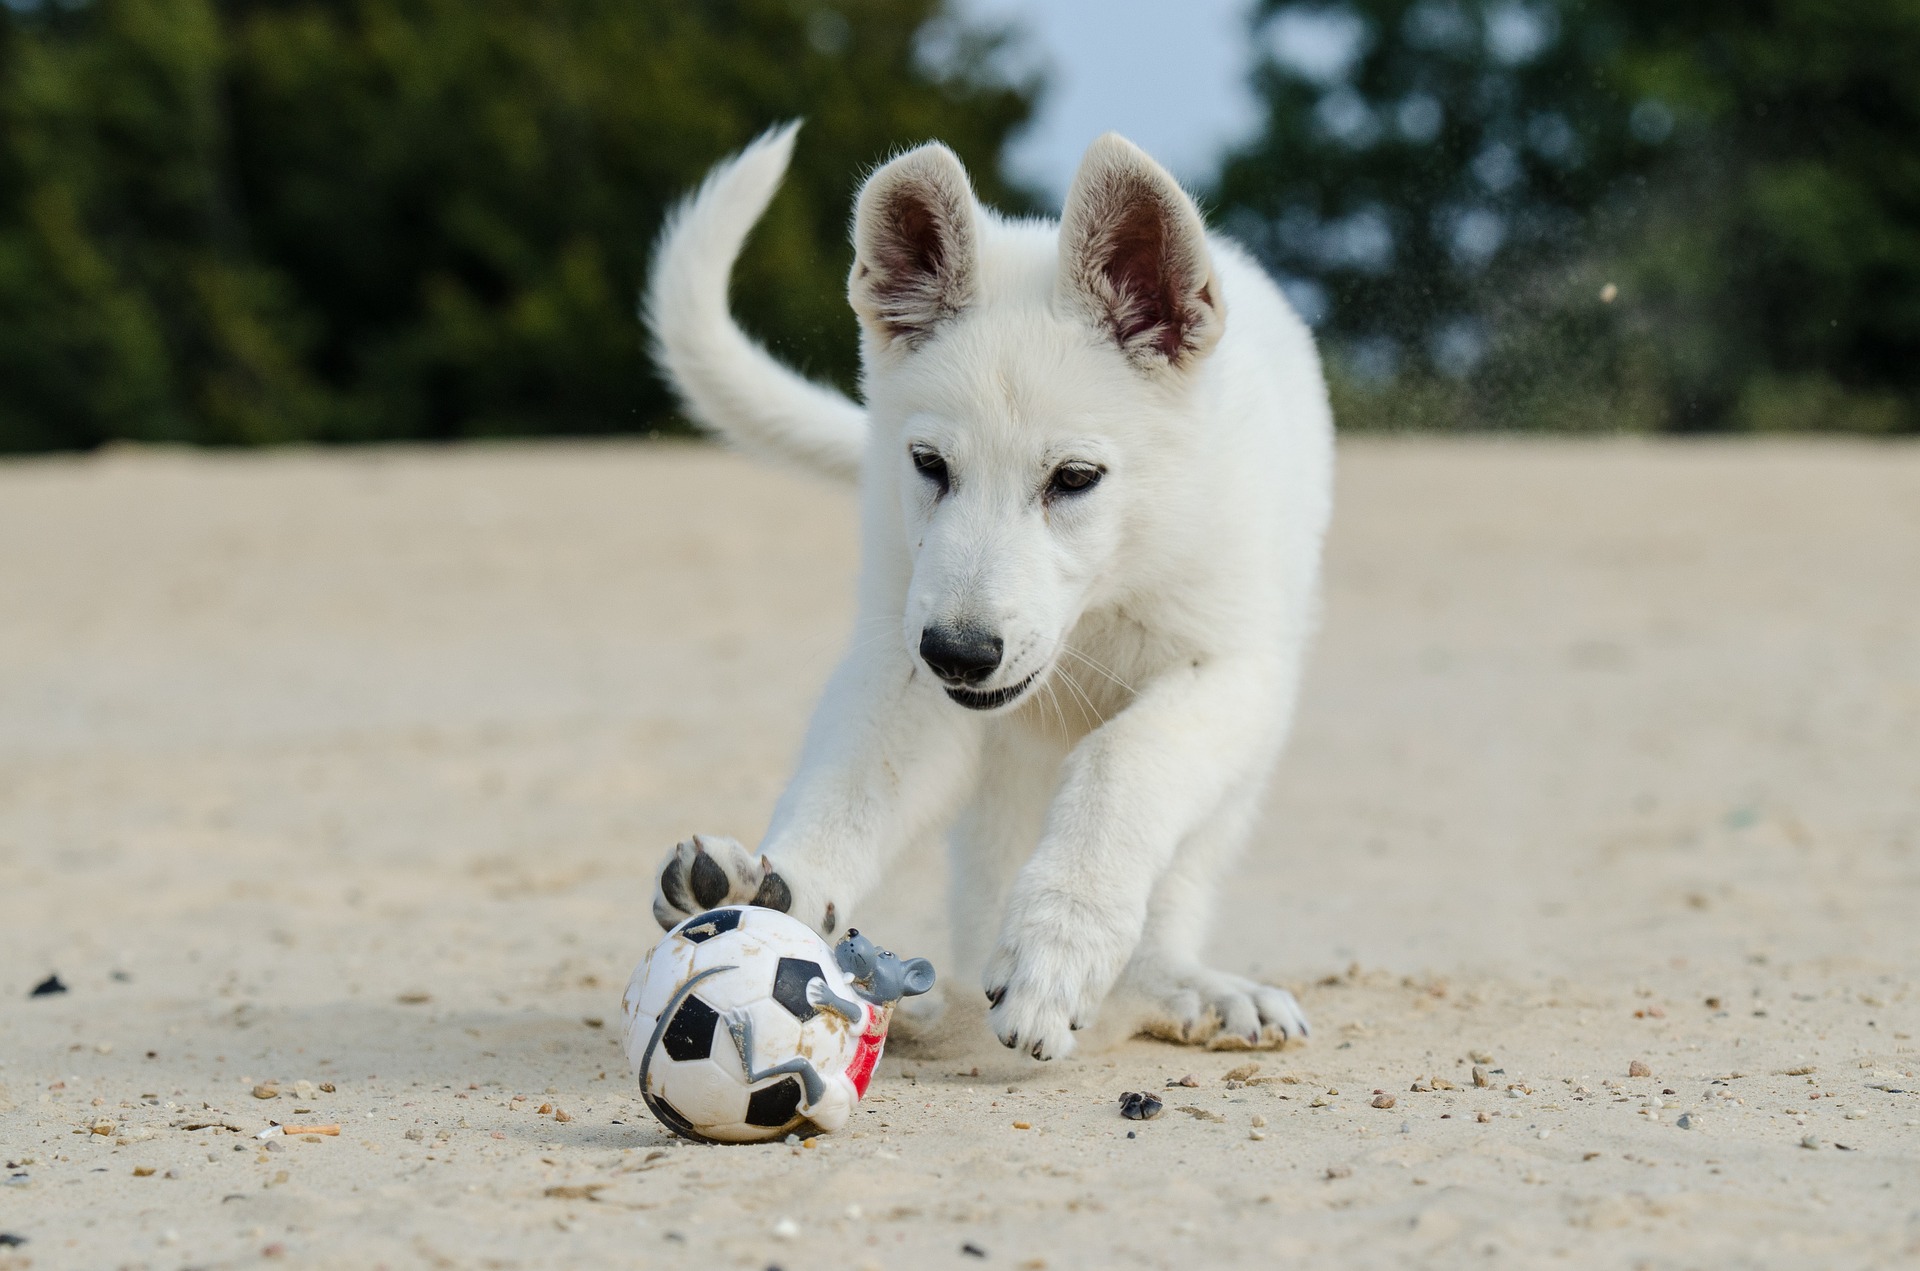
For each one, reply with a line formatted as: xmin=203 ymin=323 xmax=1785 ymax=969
xmin=833 ymin=929 xmax=935 ymax=1005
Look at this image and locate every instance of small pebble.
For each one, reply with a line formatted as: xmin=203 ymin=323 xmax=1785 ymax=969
xmin=1476 ymin=1112 xmax=1492 ymax=1123
xmin=29 ymin=975 xmax=67 ymax=998
xmin=252 ymin=1086 xmax=279 ymax=1100
xmin=1628 ymin=1060 xmax=1652 ymax=1078
xmin=1250 ymin=1114 xmax=1266 ymax=1128
xmin=1799 ymin=1135 xmax=1819 ymax=1150
xmin=1012 ymin=1121 xmax=1030 ymax=1130
xmin=1249 ymin=1130 xmax=1265 ymax=1141
xmin=1371 ymin=1095 xmax=1396 ymax=1110
xmin=1118 ymin=1092 xmax=1164 ymax=1121
xmin=1472 ymin=1066 xmax=1490 ymax=1088
xmin=1325 ymin=1165 xmax=1352 ymax=1180
xmin=1169 ymin=1073 xmax=1199 ymax=1088
xmin=1536 ymin=1129 xmax=1551 ymax=1140
xmin=1468 ymin=1050 xmax=1493 ymax=1064
xmin=1676 ymin=1113 xmax=1695 ymax=1130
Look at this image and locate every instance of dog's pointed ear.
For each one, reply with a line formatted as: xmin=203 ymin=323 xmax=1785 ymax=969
xmin=849 ymin=143 xmax=980 ymax=350
xmin=1057 ymin=133 xmax=1224 ymax=373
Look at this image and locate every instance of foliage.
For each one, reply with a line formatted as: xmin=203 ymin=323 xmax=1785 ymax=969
xmin=0 ymin=0 xmax=1038 ymax=450
xmin=1214 ymin=0 xmax=1920 ymax=432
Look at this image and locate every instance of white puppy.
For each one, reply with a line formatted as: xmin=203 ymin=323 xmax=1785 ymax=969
xmin=645 ymin=124 xmax=1333 ymax=1059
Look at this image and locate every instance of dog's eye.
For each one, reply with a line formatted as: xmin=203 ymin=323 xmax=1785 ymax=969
xmin=910 ymin=447 xmax=950 ymax=495
xmin=1046 ymin=463 xmax=1103 ymax=500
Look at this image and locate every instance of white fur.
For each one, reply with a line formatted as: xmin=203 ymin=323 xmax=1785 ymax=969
xmin=645 ymin=124 xmax=1334 ymax=1060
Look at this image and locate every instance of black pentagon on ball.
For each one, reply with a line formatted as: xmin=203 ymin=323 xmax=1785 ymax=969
xmin=744 ymin=1076 xmax=804 ymax=1128
xmin=677 ymin=907 xmax=744 ymax=944
xmin=661 ymin=993 xmax=720 ymax=1062
xmin=771 ymin=957 xmax=826 ymax=1021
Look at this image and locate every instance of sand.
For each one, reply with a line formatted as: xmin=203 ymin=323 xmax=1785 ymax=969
xmin=1 ymin=436 xmax=1916 ymax=1270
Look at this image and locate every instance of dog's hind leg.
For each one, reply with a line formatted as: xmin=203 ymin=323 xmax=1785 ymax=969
xmin=1115 ymin=785 xmax=1309 ymax=1049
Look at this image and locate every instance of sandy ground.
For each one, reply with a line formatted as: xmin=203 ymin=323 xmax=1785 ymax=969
xmin=1 ymin=437 xmax=1917 ymax=1271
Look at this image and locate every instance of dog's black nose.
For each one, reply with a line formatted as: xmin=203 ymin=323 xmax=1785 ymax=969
xmin=919 ymin=625 xmax=1003 ymax=686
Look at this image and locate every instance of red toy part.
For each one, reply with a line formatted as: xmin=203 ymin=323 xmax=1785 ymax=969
xmin=844 ymin=1004 xmax=889 ymax=1098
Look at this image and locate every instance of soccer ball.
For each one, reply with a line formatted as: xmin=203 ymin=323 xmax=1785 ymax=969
xmin=622 ymin=905 xmax=879 ymax=1144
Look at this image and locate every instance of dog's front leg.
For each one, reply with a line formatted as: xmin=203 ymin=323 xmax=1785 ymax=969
xmin=652 ymin=642 xmax=983 ymax=936
xmin=983 ymin=658 xmax=1280 ymax=1059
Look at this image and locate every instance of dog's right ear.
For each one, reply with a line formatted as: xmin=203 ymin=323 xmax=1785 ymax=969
xmin=848 ymin=144 xmax=980 ymax=350
xmin=1057 ymin=133 xmax=1224 ymax=375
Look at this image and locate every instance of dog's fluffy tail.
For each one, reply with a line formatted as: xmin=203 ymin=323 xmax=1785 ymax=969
xmin=645 ymin=121 xmax=866 ymax=483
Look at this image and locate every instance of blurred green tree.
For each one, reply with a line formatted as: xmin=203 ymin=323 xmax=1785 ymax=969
xmin=1213 ymin=0 xmax=1920 ymax=433
xmin=0 ymin=0 xmax=1038 ymax=450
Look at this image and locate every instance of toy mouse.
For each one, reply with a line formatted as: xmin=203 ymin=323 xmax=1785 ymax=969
xmin=722 ymin=928 xmax=934 ymax=1133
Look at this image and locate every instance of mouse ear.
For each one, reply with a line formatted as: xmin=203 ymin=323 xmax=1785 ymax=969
xmin=898 ymin=958 xmax=936 ymax=997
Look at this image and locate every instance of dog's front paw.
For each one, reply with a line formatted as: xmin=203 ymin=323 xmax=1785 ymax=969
xmin=651 ymin=834 xmax=817 ymax=930
xmin=651 ymin=834 xmax=841 ymax=935
xmin=981 ymin=901 xmax=1129 ymax=1061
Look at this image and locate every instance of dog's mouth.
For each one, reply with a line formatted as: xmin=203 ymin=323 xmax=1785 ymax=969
xmin=943 ymin=669 xmax=1041 ymax=712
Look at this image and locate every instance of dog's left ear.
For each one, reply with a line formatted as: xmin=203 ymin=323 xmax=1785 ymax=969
xmin=849 ymin=143 xmax=980 ymax=351
xmin=1057 ymin=133 xmax=1224 ymax=374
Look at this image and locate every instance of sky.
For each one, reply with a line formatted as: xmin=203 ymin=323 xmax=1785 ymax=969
xmin=950 ymin=0 xmax=1267 ymax=200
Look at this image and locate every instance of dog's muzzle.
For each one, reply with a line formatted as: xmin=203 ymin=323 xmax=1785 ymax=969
xmin=942 ymin=669 xmax=1040 ymax=711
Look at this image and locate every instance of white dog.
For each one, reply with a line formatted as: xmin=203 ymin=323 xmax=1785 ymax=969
xmin=644 ymin=123 xmax=1332 ymax=1059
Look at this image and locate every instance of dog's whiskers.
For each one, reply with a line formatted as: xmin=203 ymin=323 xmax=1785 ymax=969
xmin=1052 ymin=661 xmax=1104 ymax=730
xmin=1038 ymin=676 xmax=1071 ymax=740
xmin=1060 ymin=643 xmax=1135 ymax=695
